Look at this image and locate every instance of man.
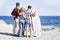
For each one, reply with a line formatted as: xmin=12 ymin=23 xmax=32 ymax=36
xmin=11 ymin=2 xmax=20 ymax=35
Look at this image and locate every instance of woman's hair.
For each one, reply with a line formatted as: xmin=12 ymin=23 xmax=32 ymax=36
xmin=19 ymin=7 xmax=25 ymax=15
xmin=28 ymin=5 xmax=32 ymax=9
xmin=20 ymin=7 xmax=26 ymax=13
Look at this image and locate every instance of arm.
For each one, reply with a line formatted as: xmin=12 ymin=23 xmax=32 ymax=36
xmin=31 ymin=10 xmax=36 ymax=17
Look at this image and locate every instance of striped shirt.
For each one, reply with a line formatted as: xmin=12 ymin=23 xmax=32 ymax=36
xmin=24 ymin=9 xmax=32 ymax=20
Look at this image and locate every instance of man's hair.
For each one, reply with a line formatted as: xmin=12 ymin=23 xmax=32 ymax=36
xmin=28 ymin=5 xmax=32 ymax=9
xmin=16 ymin=2 xmax=20 ymax=6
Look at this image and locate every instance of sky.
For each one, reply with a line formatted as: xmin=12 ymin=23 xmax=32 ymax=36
xmin=0 ymin=0 xmax=60 ymax=16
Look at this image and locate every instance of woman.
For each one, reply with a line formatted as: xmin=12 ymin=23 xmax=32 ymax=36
xmin=32 ymin=8 xmax=41 ymax=37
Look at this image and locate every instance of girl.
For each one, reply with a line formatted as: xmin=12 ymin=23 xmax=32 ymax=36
xmin=18 ymin=7 xmax=25 ymax=37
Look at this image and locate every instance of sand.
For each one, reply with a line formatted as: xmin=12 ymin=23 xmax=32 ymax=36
xmin=0 ymin=20 xmax=60 ymax=40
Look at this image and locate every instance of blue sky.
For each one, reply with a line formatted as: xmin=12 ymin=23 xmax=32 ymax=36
xmin=0 ymin=0 xmax=60 ymax=16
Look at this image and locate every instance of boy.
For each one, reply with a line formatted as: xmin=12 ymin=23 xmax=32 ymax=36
xmin=25 ymin=5 xmax=35 ymax=37
xmin=11 ymin=2 xmax=20 ymax=35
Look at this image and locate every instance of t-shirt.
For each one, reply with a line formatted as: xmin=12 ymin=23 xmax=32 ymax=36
xmin=11 ymin=7 xmax=20 ymax=16
xmin=24 ymin=9 xmax=32 ymax=20
xmin=11 ymin=7 xmax=20 ymax=20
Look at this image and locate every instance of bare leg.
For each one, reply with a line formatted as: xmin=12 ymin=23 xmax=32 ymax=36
xmin=26 ymin=27 xmax=28 ymax=37
xmin=30 ymin=27 xmax=32 ymax=37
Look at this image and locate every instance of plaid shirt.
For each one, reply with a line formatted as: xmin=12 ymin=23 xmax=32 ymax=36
xmin=24 ymin=9 xmax=33 ymax=20
xmin=24 ymin=9 xmax=33 ymax=24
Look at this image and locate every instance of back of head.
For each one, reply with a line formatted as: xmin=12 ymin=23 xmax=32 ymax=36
xmin=20 ymin=7 xmax=26 ymax=13
xmin=28 ymin=5 xmax=32 ymax=9
xmin=16 ymin=2 xmax=20 ymax=6
xmin=19 ymin=7 xmax=26 ymax=15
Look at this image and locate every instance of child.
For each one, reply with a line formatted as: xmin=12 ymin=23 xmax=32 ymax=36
xmin=18 ymin=7 xmax=26 ymax=37
xmin=11 ymin=2 xmax=20 ymax=35
xmin=25 ymin=5 xmax=34 ymax=37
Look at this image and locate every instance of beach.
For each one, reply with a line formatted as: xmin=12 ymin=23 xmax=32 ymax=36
xmin=0 ymin=20 xmax=60 ymax=40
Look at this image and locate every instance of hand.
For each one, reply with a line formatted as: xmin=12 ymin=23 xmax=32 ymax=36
xmin=32 ymin=10 xmax=36 ymax=17
xmin=31 ymin=13 xmax=35 ymax=17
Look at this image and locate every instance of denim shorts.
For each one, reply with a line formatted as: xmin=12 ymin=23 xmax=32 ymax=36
xmin=25 ymin=19 xmax=33 ymax=28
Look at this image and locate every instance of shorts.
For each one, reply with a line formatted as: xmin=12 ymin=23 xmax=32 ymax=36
xmin=25 ymin=19 xmax=33 ymax=28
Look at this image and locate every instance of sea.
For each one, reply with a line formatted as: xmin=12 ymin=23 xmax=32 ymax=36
xmin=0 ymin=16 xmax=60 ymax=28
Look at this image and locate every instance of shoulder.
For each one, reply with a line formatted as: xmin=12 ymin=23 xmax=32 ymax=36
xmin=26 ymin=9 xmax=32 ymax=13
xmin=31 ymin=8 xmax=36 ymax=13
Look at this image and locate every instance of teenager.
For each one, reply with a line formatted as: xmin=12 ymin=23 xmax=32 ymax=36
xmin=18 ymin=7 xmax=26 ymax=37
xmin=11 ymin=2 xmax=20 ymax=35
xmin=25 ymin=5 xmax=35 ymax=37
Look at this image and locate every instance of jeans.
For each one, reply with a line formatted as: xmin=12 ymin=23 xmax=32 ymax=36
xmin=18 ymin=22 xmax=25 ymax=36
